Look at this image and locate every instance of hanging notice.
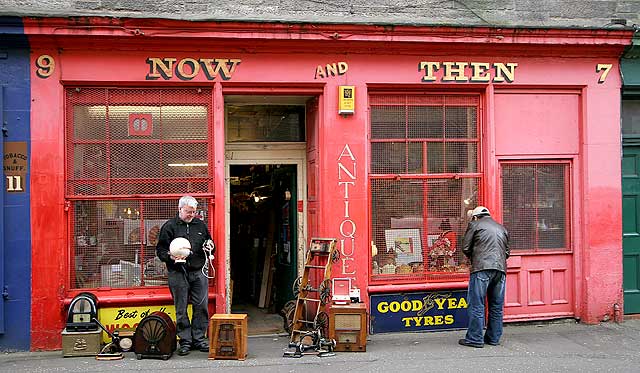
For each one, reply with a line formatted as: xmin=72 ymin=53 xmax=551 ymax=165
xmin=370 ymin=290 xmax=469 ymax=334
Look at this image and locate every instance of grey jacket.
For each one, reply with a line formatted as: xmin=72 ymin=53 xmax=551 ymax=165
xmin=461 ymin=216 xmax=510 ymax=274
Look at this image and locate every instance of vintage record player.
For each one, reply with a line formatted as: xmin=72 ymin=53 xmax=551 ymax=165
xmin=133 ymin=311 xmax=177 ymax=360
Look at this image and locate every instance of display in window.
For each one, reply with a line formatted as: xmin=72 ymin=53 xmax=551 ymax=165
xmin=384 ymin=228 xmax=422 ymax=265
xmin=428 ymin=219 xmax=458 ymax=272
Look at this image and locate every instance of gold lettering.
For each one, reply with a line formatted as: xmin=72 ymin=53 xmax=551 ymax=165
xmin=442 ymin=62 xmax=469 ymax=82
xmin=447 ymin=298 xmax=458 ymax=309
xmin=493 ymin=62 xmax=518 ymax=82
xmin=434 ymin=315 xmax=444 ymax=325
xmin=424 ymin=316 xmax=434 ymax=325
xmin=176 ymin=58 xmax=200 ymax=80
xmin=338 ymin=62 xmax=348 ymax=74
xmin=412 ymin=300 xmax=423 ymax=311
xmin=199 ymin=58 xmax=241 ymax=80
xmin=401 ymin=317 xmax=412 ymax=327
xmin=419 ymin=61 xmax=440 ymax=82
xmin=146 ymin=57 xmax=176 ymax=80
xmin=445 ymin=315 xmax=454 ymax=324
xmin=470 ymin=62 xmax=491 ymax=82
xmin=326 ymin=63 xmax=338 ymax=76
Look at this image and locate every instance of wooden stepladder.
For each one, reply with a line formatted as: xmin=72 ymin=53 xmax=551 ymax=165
xmin=288 ymin=238 xmax=340 ymax=343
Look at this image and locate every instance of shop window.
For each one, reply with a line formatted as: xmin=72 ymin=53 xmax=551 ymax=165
xmin=369 ymin=94 xmax=481 ymax=283
xmin=622 ymin=97 xmax=640 ymax=136
xmin=225 ymin=104 xmax=305 ymax=142
xmin=501 ymin=162 xmax=570 ymax=251
xmin=65 ymin=87 xmax=213 ymax=289
xmin=72 ymin=198 xmax=209 ymax=288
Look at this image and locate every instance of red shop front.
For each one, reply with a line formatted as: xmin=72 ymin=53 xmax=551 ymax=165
xmin=25 ymin=18 xmax=631 ymax=350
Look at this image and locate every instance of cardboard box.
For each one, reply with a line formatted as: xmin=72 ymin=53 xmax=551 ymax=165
xmin=62 ymin=328 xmax=102 ymax=357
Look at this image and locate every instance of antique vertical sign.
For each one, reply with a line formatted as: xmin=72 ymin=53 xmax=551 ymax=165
xmin=4 ymin=142 xmax=28 ymax=193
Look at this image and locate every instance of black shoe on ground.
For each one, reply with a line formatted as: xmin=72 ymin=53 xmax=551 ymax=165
xmin=484 ymin=339 xmax=500 ymax=346
xmin=458 ymin=338 xmax=484 ymax=348
xmin=194 ymin=343 xmax=209 ymax=352
xmin=177 ymin=344 xmax=191 ymax=356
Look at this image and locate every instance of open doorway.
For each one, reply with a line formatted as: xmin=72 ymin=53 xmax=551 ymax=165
xmin=229 ymin=164 xmax=298 ymax=335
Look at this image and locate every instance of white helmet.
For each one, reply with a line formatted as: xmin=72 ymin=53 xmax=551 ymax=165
xmin=170 ymin=237 xmax=191 ymax=258
xmin=471 ymin=206 xmax=490 ymax=217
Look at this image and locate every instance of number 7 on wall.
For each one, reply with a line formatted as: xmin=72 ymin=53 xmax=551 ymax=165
xmin=596 ymin=63 xmax=613 ymax=84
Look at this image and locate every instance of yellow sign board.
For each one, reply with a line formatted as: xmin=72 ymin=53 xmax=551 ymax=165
xmin=338 ymin=86 xmax=355 ymax=114
xmin=97 ymin=304 xmax=192 ymax=343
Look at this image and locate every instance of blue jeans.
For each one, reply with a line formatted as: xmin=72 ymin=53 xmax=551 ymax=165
xmin=465 ymin=269 xmax=506 ymax=345
xmin=168 ymin=269 xmax=209 ymax=347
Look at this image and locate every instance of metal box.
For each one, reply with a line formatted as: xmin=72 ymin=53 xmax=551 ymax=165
xmin=61 ymin=328 xmax=102 ymax=357
xmin=329 ymin=303 xmax=367 ymax=352
xmin=208 ymin=314 xmax=248 ymax=360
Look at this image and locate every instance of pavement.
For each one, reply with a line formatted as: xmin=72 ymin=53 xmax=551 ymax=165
xmin=1 ymin=318 xmax=640 ymax=372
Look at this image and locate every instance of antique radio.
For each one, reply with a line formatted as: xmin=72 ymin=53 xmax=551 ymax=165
xmin=133 ymin=311 xmax=177 ymax=360
xmin=329 ymin=303 xmax=367 ymax=352
xmin=66 ymin=292 xmax=99 ymax=332
xmin=208 ymin=314 xmax=248 ymax=360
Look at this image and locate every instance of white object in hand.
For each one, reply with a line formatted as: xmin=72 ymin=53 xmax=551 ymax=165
xmin=170 ymin=237 xmax=191 ymax=263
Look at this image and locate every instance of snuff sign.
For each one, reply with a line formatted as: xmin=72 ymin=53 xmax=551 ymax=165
xmin=4 ymin=142 xmax=27 ymax=193
xmin=97 ymin=304 xmax=192 ymax=343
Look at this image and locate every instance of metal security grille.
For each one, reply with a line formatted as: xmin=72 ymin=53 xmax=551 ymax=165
xmin=370 ymin=94 xmax=481 ymax=283
xmin=66 ymin=87 xmax=214 ymax=289
xmin=66 ymin=87 xmax=212 ymax=196
xmin=72 ymin=198 xmax=210 ymax=288
xmin=501 ymin=162 xmax=570 ymax=251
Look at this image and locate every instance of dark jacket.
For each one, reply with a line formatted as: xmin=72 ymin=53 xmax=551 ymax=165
xmin=461 ymin=216 xmax=510 ymax=274
xmin=156 ymin=214 xmax=212 ymax=272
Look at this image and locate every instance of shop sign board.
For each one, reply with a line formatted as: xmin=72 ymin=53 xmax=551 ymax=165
xmin=97 ymin=304 xmax=192 ymax=343
xmin=370 ymin=290 xmax=468 ymax=333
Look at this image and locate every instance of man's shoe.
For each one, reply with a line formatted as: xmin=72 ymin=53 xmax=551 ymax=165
xmin=458 ymin=338 xmax=484 ymax=348
xmin=195 ymin=343 xmax=209 ymax=352
xmin=484 ymin=339 xmax=500 ymax=346
xmin=177 ymin=345 xmax=191 ymax=356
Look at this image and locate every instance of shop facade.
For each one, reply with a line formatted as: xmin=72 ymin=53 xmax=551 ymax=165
xmin=0 ymin=16 xmax=32 ymax=351
xmin=24 ymin=18 xmax=631 ymax=350
xmin=622 ymin=31 xmax=640 ymax=315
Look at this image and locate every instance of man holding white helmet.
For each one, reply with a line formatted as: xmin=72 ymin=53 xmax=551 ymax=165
xmin=458 ymin=206 xmax=510 ymax=348
xmin=156 ymin=195 xmax=213 ymax=356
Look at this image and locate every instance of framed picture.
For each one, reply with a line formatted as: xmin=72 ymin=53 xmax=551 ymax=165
xmin=309 ymin=237 xmax=337 ymax=253
xmin=385 ymin=229 xmax=423 ymax=265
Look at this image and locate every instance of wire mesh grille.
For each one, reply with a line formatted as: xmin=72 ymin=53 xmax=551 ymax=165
xmin=370 ymin=94 xmax=479 ymax=175
xmin=66 ymin=87 xmax=212 ymax=196
xmin=370 ymin=93 xmax=481 ymax=283
xmin=71 ymin=198 xmax=210 ymax=289
xmin=502 ymin=162 xmax=569 ymax=251
xmin=370 ymin=178 xmax=481 ymax=282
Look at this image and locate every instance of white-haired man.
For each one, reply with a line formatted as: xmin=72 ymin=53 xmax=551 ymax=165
xmin=156 ymin=195 xmax=213 ymax=356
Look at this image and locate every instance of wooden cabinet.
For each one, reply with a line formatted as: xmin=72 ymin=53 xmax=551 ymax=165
xmin=329 ymin=303 xmax=367 ymax=352
xmin=208 ymin=314 xmax=248 ymax=360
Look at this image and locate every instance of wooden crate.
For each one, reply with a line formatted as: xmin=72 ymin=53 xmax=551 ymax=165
xmin=329 ymin=303 xmax=367 ymax=352
xmin=208 ymin=314 xmax=248 ymax=360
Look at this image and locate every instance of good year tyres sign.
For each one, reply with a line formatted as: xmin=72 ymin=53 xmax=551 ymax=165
xmin=370 ymin=290 xmax=469 ymax=334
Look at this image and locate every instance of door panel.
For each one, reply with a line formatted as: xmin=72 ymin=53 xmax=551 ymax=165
xmin=504 ymin=254 xmax=574 ymax=320
xmin=622 ymin=145 xmax=640 ymax=313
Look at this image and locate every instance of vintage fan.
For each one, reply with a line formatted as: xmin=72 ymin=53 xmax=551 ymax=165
xmin=133 ymin=311 xmax=177 ymax=360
